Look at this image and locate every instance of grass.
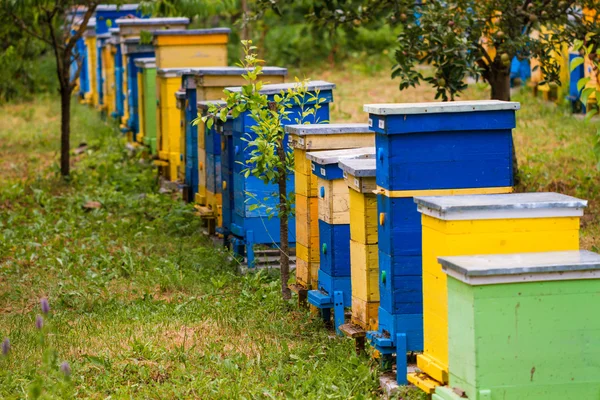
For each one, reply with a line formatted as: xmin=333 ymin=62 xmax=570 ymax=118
xmin=1 ymin=64 xmax=599 ymax=399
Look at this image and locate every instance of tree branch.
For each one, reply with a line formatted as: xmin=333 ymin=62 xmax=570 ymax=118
xmin=65 ymin=2 xmax=98 ymax=56
xmin=7 ymin=8 xmax=54 ymax=47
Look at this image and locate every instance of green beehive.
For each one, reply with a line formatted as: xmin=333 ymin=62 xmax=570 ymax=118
xmin=134 ymin=57 xmax=157 ymax=155
xmin=433 ymin=250 xmax=600 ymax=400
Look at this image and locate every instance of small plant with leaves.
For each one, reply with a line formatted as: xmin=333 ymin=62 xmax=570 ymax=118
xmin=570 ymin=29 xmax=600 ymax=168
xmin=195 ymin=41 xmax=327 ymax=300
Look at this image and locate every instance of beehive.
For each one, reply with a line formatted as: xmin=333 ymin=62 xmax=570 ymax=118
xmin=116 ymin=17 xmax=189 ymax=38
xmin=175 ymin=90 xmax=187 ymax=182
xmin=134 ymin=58 xmax=157 ymax=154
xmin=109 ymin=28 xmax=126 ymax=123
xmin=152 ymin=28 xmax=231 ymax=69
xmin=225 ymin=81 xmax=335 ymax=267
xmin=197 ymin=100 xmax=233 ymax=230
xmin=182 ymin=67 xmax=287 ymax=205
xmin=95 ymin=33 xmax=110 ymax=109
xmin=120 ymin=38 xmax=154 ymax=138
xmin=306 ymin=147 xmax=375 ymax=333
xmin=83 ymin=19 xmax=98 ymax=106
xmin=156 ymin=67 xmax=191 ymax=180
xmin=364 ymin=100 xmax=519 ymax=384
xmin=94 ymin=4 xmax=141 ymax=35
xmin=409 ymin=192 xmax=586 ymax=393
xmin=433 ymin=250 xmax=600 ymax=400
xmin=338 ymin=158 xmax=378 ymax=332
xmin=285 ymin=123 xmax=374 ymax=295
xmin=101 ymin=32 xmax=117 ymax=115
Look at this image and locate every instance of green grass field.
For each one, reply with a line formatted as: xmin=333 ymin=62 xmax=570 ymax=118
xmin=0 ymin=66 xmax=598 ymax=398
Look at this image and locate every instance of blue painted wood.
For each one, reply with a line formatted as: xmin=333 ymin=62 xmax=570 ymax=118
xmin=367 ymin=308 xmax=423 ymax=354
xmin=220 ymin=131 xmax=234 ymax=235
xmin=319 ymin=220 xmax=351 ymax=276
xmin=311 ymin=162 xmax=345 ymax=180
xmin=126 ymin=51 xmax=154 ymax=136
xmin=184 ymin=88 xmax=198 ymax=202
xmin=231 ymin=211 xmax=296 ymax=245
xmin=205 ymin=122 xmax=223 ymax=155
xmin=375 ymin=130 xmax=514 ymax=191
xmin=569 ymin=52 xmax=585 ymax=103
xmin=206 ymin=154 xmax=222 ymax=193
xmin=313 ymin=269 xmax=351 ymax=306
xmin=378 ymin=251 xmax=423 ymax=314
xmin=95 ymin=7 xmax=144 ymax=35
xmin=396 ymin=333 xmax=408 ymax=385
xmin=75 ymin=36 xmax=89 ymax=98
xmin=334 ymin=291 xmax=345 ymax=335
xmin=377 ymin=195 xmax=421 ymax=257
xmin=96 ymin=36 xmax=108 ymax=106
xmin=114 ymin=43 xmax=124 ymax=119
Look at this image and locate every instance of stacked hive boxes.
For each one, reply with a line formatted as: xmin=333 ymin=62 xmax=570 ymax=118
xmin=338 ymin=158 xmax=378 ymax=336
xmin=83 ymin=19 xmax=98 ymax=107
xmin=285 ymin=124 xmax=374 ymax=300
xmin=134 ymin=58 xmax=157 ymax=153
xmin=364 ymin=101 xmax=518 ymax=384
xmin=306 ymin=147 xmax=375 ymax=333
xmin=223 ymin=81 xmax=334 ymax=267
xmin=116 ymin=18 xmax=190 ymax=137
xmin=434 ymin=250 xmax=600 ymax=400
xmin=181 ymin=67 xmax=287 ymax=205
xmin=152 ymin=28 xmax=231 ymax=181
xmin=408 ymin=193 xmax=585 ymax=392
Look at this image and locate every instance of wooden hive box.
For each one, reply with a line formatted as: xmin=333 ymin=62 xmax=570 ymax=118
xmin=285 ymin=123 xmax=374 ymax=294
xmin=121 ymin=38 xmax=154 ymax=139
xmin=433 ymin=250 xmax=600 ymax=400
xmin=409 ymin=192 xmax=586 ymax=394
xmin=84 ymin=20 xmax=98 ymax=107
xmin=364 ymin=100 xmax=520 ymax=385
xmin=109 ymin=28 xmax=126 ymax=123
xmin=152 ymin=28 xmax=230 ymax=69
xmin=95 ymin=33 xmax=111 ymax=110
xmin=175 ymin=90 xmax=187 ymax=182
xmin=94 ymin=4 xmax=142 ymax=35
xmin=225 ymin=81 xmax=335 ymax=268
xmin=338 ymin=158 xmax=378 ymax=332
xmin=116 ymin=17 xmax=189 ymax=38
xmin=134 ymin=58 xmax=157 ymax=153
xmin=183 ymin=67 xmax=287 ymax=206
xmin=156 ymin=67 xmax=191 ymax=180
xmin=306 ymin=147 xmax=375 ymax=333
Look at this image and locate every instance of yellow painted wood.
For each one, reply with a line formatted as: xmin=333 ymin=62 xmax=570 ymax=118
xmin=416 ymin=214 xmax=581 ymax=388
xmin=291 ymin=133 xmax=374 ymax=150
xmin=296 ymin=171 xmax=318 ymax=197
xmin=102 ymin=43 xmax=116 ymax=114
xmin=297 ymin=242 xmax=320 ymax=263
xmin=296 ymin=194 xmax=319 ymax=249
xmin=377 ymin=186 xmax=513 ymax=198
xmin=154 ymin=34 xmax=228 ymax=46
xmin=348 ymin=189 xmax=377 ymax=244
xmin=85 ymin=36 xmax=97 ymax=106
xmin=318 ymin=178 xmax=350 ymax=224
xmin=345 ymin=172 xmax=377 ymax=194
xmin=196 ymin=74 xmax=286 ymax=101
xmin=350 ymin=241 xmax=378 ymax=301
xmin=206 ymin=190 xmax=223 ymax=228
xmin=156 ymin=75 xmax=182 ymax=180
xmin=351 ymin=297 xmax=378 ymax=331
xmin=136 ymin=71 xmax=145 ymax=143
xmin=177 ymin=97 xmax=187 ymax=182
xmin=294 ymin=149 xmax=313 ymax=175
xmin=155 ymin=44 xmax=227 ymax=69
xmin=295 ymin=258 xmax=319 ymax=289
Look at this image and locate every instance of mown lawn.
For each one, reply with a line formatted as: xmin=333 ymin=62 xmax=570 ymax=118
xmin=1 ymin=65 xmax=599 ymax=399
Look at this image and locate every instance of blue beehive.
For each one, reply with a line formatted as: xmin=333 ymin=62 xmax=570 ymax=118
xmin=96 ymin=32 xmax=110 ymax=107
xmin=224 ymin=81 xmax=335 ymax=267
xmin=305 ymin=147 xmax=375 ymax=333
xmin=110 ymin=28 xmax=125 ymax=120
xmin=364 ymin=100 xmax=519 ymax=384
xmin=569 ymin=52 xmax=586 ymax=113
xmin=220 ymin=115 xmax=235 ymax=238
xmin=121 ymin=38 xmax=154 ymax=136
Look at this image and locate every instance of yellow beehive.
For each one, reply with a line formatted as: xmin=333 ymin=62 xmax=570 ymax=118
xmin=175 ymin=90 xmax=187 ymax=182
xmin=339 ymin=158 xmax=378 ymax=331
xmin=83 ymin=21 xmax=97 ymax=106
xmin=284 ymin=123 xmax=374 ymax=292
xmin=101 ymin=36 xmax=116 ymax=115
xmin=156 ymin=68 xmax=188 ymax=180
xmin=152 ymin=28 xmax=231 ymax=69
xmin=407 ymin=192 xmax=586 ymax=394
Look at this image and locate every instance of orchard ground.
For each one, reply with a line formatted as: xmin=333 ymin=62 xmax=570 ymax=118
xmin=0 ymin=64 xmax=597 ymax=398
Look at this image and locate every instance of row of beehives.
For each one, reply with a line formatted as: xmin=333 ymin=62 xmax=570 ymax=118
xmin=71 ymin=7 xmax=600 ymax=400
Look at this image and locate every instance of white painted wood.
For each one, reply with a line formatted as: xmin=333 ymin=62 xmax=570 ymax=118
xmin=285 ymin=123 xmax=370 ymax=135
xmin=306 ymin=147 xmax=375 ymax=166
xmin=364 ymin=100 xmax=520 ymax=115
xmin=226 ymin=80 xmax=335 ymax=95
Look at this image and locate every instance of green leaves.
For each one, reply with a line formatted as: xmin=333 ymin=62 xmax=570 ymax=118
xmin=570 ymin=56 xmax=585 ymax=73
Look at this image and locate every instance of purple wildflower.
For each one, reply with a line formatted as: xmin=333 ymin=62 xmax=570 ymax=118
xmin=60 ymin=361 xmax=71 ymax=377
xmin=35 ymin=315 xmax=44 ymax=330
xmin=40 ymin=298 xmax=50 ymax=315
xmin=1 ymin=338 xmax=9 ymax=356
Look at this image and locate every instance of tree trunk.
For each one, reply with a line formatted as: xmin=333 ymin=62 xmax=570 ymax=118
xmin=489 ymin=68 xmax=519 ymax=186
xmin=241 ymin=0 xmax=250 ymax=41
xmin=277 ymin=138 xmax=291 ymax=300
xmin=60 ymin=86 xmax=71 ymax=176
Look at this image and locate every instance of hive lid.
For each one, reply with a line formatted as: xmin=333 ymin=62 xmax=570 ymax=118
xmin=134 ymin=57 xmax=156 ymax=68
xmin=123 ymin=37 xmax=142 ymax=44
xmin=225 ymin=80 xmax=335 ymax=95
xmin=338 ymin=158 xmax=376 ymax=178
xmin=175 ymin=90 xmax=186 ymax=99
xmin=96 ymin=33 xmax=111 ymax=39
xmin=116 ymin=17 xmax=190 ymax=26
xmin=152 ymin=28 xmax=231 ymax=36
xmin=86 ymin=18 xmax=96 ymax=28
xmin=197 ymin=100 xmax=227 ymax=109
xmin=364 ymin=100 xmax=520 ymax=116
xmin=189 ymin=66 xmax=288 ymax=76
xmin=439 ymin=251 xmax=600 ymax=285
xmin=414 ymin=192 xmax=587 ymax=221
xmin=109 ymin=27 xmax=120 ymax=34
xmin=96 ymin=4 xmax=139 ymax=12
xmin=306 ymin=147 xmax=375 ymax=166
xmin=157 ymin=67 xmax=192 ymax=77
xmin=285 ymin=123 xmax=370 ymax=135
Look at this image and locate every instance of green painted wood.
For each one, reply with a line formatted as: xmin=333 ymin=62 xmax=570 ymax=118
xmin=143 ymin=67 xmax=157 ymax=155
xmin=444 ymin=276 xmax=600 ymax=399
